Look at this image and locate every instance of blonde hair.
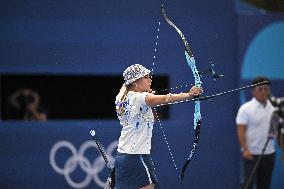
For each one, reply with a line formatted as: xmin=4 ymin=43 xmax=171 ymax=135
xmin=116 ymin=85 xmax=130 ymax=117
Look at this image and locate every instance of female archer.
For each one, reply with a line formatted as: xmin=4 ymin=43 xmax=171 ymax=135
xmin=114 ymin=64 xmax=202 ymax=189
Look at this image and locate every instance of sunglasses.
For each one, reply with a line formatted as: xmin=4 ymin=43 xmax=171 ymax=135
xmin=255 ymin=85 xmax=269 ymax=92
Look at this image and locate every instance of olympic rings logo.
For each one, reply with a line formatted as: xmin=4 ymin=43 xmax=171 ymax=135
xmin=49 ymin=140 xmax=118 ymax=188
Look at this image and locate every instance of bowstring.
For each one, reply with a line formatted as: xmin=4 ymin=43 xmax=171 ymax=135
xmin=151 ymin=20 xmax=178 ymax=174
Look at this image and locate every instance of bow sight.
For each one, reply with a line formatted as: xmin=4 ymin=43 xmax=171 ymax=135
xmin=199 ymin=62 xmax=224 ymax=81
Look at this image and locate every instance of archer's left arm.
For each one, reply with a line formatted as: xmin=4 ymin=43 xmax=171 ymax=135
xmin=146 ymin=86 xmax=202 ymax=107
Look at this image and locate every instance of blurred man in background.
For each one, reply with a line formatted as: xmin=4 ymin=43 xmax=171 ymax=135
xmin=236 ymin=76 xmax=275 ymax=189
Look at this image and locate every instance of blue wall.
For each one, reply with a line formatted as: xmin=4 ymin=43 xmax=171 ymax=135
xmin=1 ymin=0 xmax=283 ymax=189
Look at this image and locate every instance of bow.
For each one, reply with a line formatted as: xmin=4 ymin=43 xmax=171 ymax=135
xmin=161 ymin=5 xmax=202 ymax=182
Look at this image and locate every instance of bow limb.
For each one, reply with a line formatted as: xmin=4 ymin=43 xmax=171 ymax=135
xmin=180 ymin=52 xmax=202 ymax=183
xmin=161 ymin=5 xmax=203 ymax=183
xmin=161 ymin=5 xmax=193 ymax=57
